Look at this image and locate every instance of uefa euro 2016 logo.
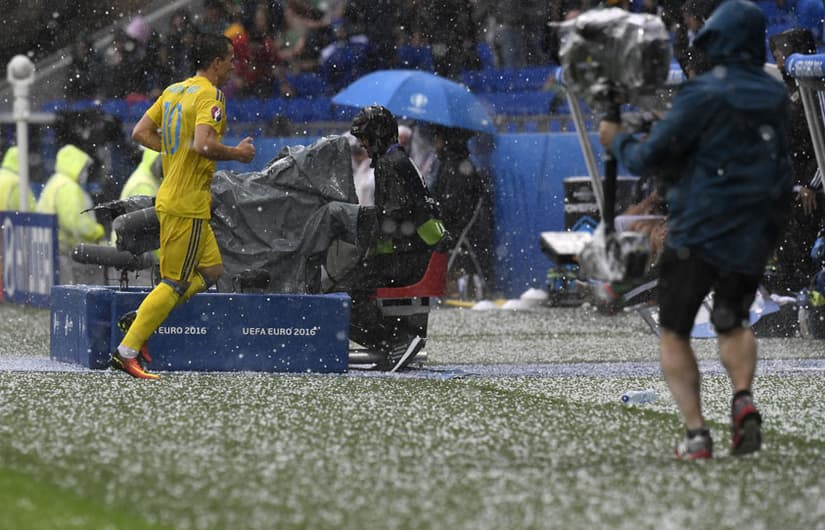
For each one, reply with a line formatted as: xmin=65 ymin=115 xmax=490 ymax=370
xmin=407 ymin=93 xmax=428 ymax=115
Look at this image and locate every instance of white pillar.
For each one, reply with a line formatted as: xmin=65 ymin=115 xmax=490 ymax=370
xmin=6 ymin=54 xmax=35 ymax=213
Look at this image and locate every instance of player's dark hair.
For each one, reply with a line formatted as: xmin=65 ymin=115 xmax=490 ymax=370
xmin=192 ymin=33 xmax=232 ymax=71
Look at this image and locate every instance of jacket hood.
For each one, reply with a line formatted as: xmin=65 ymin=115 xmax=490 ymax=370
xmin=1 ymin=147 xmax=18 ymax=173
xmin=694 ymin=0 xmax=766 ymax=67
xmin=55 ymin=144 xmax=92 ymax=181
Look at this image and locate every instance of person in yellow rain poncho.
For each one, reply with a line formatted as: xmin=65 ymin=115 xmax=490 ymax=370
xmin=110 ymin=147 xmax=163 ymax=285
xmin=120 ymin=148 xmax=162 ymax=201
xmin=36 ymin=144 xmax=105 ymax=285
xmin=0 ymin=146 xmax=36 ymax=212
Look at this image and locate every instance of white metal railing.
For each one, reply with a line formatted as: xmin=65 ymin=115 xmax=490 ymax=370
xmin=787 ymin=53 xmax=825 ymax=193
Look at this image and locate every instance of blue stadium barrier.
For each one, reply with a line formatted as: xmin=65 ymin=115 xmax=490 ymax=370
xmin=490 ymin=132 xmax=606 ymax=297
xmin=282 ymin=97 xmax=333 ymax=122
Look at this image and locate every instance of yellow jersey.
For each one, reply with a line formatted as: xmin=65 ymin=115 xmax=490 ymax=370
xmin=146 ymin=76 xmax=227 ymax=219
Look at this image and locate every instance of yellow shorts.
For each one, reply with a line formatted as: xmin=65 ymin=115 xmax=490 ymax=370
xmin=157 ymin=211 xmax=221 ymax=282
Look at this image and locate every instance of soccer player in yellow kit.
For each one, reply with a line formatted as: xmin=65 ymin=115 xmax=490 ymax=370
xmin=111 ymin=33 xmax=255 ymax=379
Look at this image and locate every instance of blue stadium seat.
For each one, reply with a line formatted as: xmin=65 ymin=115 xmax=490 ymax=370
xmin=461 ymin=68 xmax=501 ymax=92
xmin=397 ymin=45 xmax=435 ymax=71
xmin=476 ymin=42 xmax=496 ymax=69
xmin=286 ymin=73 xmax=326 ymax=97
xmin=478 ymin=91 xmax=556 ymax=115
xmin=493 ymin=66 xmax=554 ymax=92
xmin=463 ymin=66 xmax=556 ymax=93
xmin=227 ymin=98 xmax=269 ymax=123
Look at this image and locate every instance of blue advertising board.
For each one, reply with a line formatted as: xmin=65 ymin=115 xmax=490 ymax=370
xmin=51 ymin=285 xmax=351 ymax=373
xmin=1 ymin=212 xmax=59 ymax=307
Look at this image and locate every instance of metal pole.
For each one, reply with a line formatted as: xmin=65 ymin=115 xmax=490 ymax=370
xmin=15 ymin=117 xmax=29 ymax=212
xmin=7 ymin=55 xmax=35 ymax=212
xmin=565 ymin=87 xmax=605 ymax=218
xmin=798 ymin=81 xmax=825 ymax=193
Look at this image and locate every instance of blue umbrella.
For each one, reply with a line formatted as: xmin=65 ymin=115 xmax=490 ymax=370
xmin=332 ymin=69 xmax=496 ymax=133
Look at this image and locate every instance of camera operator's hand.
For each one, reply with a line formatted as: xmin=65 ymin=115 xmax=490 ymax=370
xmin=598 ymin=120 xmax=621 ymax=150
xmin=799 ymin=185 xmax=818 ymax=216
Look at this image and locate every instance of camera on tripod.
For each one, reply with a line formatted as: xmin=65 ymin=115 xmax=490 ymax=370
xmin=554 ymin=7 xmax=672 ymax=114
xmin=553 ymin=8 xmax=672 ymax=283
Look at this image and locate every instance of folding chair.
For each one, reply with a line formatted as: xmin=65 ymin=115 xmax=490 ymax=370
xmin=446 ymin=196 xmax=487 ymax=298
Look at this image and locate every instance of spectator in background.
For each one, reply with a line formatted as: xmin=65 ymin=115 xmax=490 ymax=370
xmin=196 ymin=0 xmax=230 ymax=34
xmin=232 ymin=1 xmax=293 ymax=97
xmin=475 ymin=0 xmax=547 ymax=68
xmin=101 ymin=25 xmax=153 ymax=99
xmin=277 ymin=0 xmax=311 ymax=70
xmin=0 ymin=147 xmax=37 ymax=212
xmin=673 ymin=0 xmax=716 ymax=77
xmin=124 ymin=16 xmax=167 ymax=100
xmin=427 ymin=125 xmax=493 ymax=299
xmin=410 ymin=123 xmax=437 ymax=183
xmin=397 ymin=124 xmax=412 ymax=150
xmin=777 ymin=0 xmax=825 ymax=44
xmin=768 ymin=28 xmax=824 ymax=294
xmin=344 ymin=0 xmax=400 ymax=71
xmin=319 ymin=18 xmax=371 ymax=93
xmin=65 ymin=36 xmax=104 ymax=100
xmin=160 ymin=8 xmax=199 ymax=83
xmin=293 ymin=2 xmax=336 ymax=73
xmin=36 ymin=144 xmax=105 ymax=285
xmin=416 ymin=0 xmax=479 ymax=79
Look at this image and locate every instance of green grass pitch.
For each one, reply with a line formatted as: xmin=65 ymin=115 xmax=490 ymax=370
xmin=1 ymin=302 xmax=823 ymax=529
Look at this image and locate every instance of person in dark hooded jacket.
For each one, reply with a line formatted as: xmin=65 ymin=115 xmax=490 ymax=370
xmin=768 ymin=28 xmax=824 ymax=294
xmin=599 ymin=0 xmax=793 ymax=460
xmin=334 ymin=105 xmax=448 ymax=371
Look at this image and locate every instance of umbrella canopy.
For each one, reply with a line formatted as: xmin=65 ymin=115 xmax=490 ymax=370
xmin=332 ymin=69 xmax=496 ymax=133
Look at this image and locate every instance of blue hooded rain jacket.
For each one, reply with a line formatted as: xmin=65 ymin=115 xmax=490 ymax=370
xmin=610 ymin=0 xmax=793 ymax=275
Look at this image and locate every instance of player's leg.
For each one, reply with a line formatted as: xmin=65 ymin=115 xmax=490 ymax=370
xmin=112 ymin=215 xmax=205 ymax=379
xmin=713 ymin=271 xmax=762 ymax=455
xmin=657 ymin=246 xmax=715 ymax=458
xmin=177 ymin=221 xmax=222 ymax=304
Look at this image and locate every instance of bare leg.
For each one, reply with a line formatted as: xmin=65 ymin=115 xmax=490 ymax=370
xmin=660 ymin=329 xmax=704 ymax=430
xmin=718 ymin=327 xmax=757 ymax=393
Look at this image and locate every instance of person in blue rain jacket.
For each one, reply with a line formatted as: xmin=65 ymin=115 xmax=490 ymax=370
xmin=599 ymin=0 xmax=793 ymax=460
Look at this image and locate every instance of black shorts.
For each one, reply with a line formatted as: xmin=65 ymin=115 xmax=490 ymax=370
xmin=657 ymin=246 xmax=761 ymax=337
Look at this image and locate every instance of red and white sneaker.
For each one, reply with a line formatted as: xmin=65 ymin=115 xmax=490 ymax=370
xmin=674 ymin=429 xmax=713 ymax=460
xmin=117 ymin=310 xmax=152 ymax=367
xmin=731 ymin=394 xmax=762 ymax=456
xmin=110 ymin=350 xmax=160 ymax=380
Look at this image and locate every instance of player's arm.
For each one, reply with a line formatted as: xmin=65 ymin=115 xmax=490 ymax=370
xmin=193 ymin=124 xmax=255 ymax=163
xmin=131 ymin=114 xmax=162 ymax=153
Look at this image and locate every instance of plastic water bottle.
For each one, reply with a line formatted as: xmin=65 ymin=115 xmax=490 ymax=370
xmin=621 ymin=389 xmax=657 ymax=405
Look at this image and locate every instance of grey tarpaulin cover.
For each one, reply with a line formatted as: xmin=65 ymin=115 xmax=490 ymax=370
xmin=210 ymin=134 xmax=361 ymax=293
xmin=105 ymin=135 xmax=363 ymax=293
